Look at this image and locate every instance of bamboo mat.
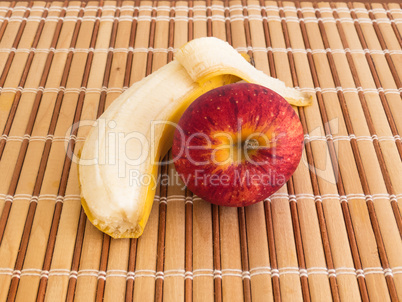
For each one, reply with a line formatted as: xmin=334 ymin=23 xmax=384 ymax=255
xmin=0 ymin=0 xmax=401 ymax=301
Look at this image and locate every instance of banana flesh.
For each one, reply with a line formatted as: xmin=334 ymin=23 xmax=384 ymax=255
xmin=79 ymin=37 xmax=311 ymax=238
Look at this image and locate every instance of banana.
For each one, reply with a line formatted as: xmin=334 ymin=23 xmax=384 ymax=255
xmin=79 ymin=37 xmax=311 ymax=238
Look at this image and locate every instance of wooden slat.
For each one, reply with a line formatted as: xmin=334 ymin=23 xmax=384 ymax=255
xmin=272 ymin=2 xmax=344 ymax=300
xmin=258 ymin=3 xmax=281 ymax=301
xmin=122 ymin=3 xmax=140 ymax=302
xmin=13 ymin=1 xmax=103 ymax=301
xmin=276 ymin=1 xmax=370 ymax=301
xmin=0 ymin=1 xmax=31 ymax=135
xmin=0 ymin=0 xmax=62 ymax=239
xmin=154 ymin=2 xmax=173 ymax=302
xmin=295 ymin=1 xmax=393 ymax=300
xmin=130 ymin=2 xmax=159 ymax=301
xmin=226 ymin=3 xmax=249 ymax=302
xmin=242 ymin=3 xmax=275 ymax=300
xmin=343 ymin=2 xmax=402 ymax=157
xmin=101 ymin=2 xmax=135 ymax=301
xmin=42 ymin=0 xmax=115 ymax=294
xmin=315 ymin=3 xmax=402 ymax=300
xmin=0 ymin=2 xmax=82 ymax=301
xmin=0 ymin=2 xmax=14 ymax=44
xmin=387 ymin=3 xmax=402 ymax=43
xmin=189 ymin=3 xmax=216 ymax=299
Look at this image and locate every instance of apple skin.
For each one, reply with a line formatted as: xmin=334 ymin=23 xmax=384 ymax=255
xmin=172 ymin=83 xmax=304 ymax=207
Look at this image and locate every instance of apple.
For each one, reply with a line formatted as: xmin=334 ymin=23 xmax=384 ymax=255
xmin=172 ymin=82 xmax=304 ymax=207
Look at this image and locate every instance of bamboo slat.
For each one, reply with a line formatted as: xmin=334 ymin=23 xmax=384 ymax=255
xmin=275 ymin=1 xmax=368 ymax=300
xmin=0 ymin=2 xmax=79 ymax=301
xmin=190 ymin=3 xmax=215 ymax=302
xmin=14 ymin=2 xmax=102 ymax=301
xmin=270 ymin=4 xmax=335 ymax=300
xmin=48 ymin=2 xmax=127 ymax=301
xmin=154 ymin=4 xmax=172 ymax=302
xmin=388 ymin=3 xmax=402 ymax=41
xmin=130 ymin=2 xmax=160 ymax=301
xmin=162 ymin=160 xmax=186 ymax=302
xmin=316 ymin=3 xmax=402 ymax=300
xmin=102 ymin=3 xmax=135 ymax=302
xmin=241 ymin=4 xmax=275 ymax=300
xmin=295 ymin=2 xmax=395 ymax=300
xmin=0 ymin=1 xmax=401 ymax=301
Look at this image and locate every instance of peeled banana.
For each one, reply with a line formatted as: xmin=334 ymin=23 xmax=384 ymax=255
xmin=79 ymin=37 xmax=311 ymax=238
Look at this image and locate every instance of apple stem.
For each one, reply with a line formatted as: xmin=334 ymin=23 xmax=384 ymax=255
xmin=244 ymin=139 xmax=259 ymax=150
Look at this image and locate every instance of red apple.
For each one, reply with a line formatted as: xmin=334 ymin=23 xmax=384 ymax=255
xmin=172 ymin=83 xmax=303 ymax=207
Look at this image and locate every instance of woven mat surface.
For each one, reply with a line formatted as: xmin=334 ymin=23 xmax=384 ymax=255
xmin=0 ymin=0 xmax=401 ymax=301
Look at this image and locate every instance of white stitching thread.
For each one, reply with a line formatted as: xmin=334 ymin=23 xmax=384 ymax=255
xmin=303 ymin=133 xmax=400 ymax=143
xmin=0 ymin=134 xmax=87 ymax=143
xmin=4 ymin=195 xmax=13 ymax=203
xmin=0 ymin=5 xmax=397 ymax=16
xmin=265 ymin=192 xmax=401 ymax=203
xmin=298 ymin=86 xmax=401 ymax=95
xmin=126 ymin=271 xmax=135 ymax=280
xmin=3 ymin=193 xmax=398 ymax=204
xmin=0 ymin=4 xmax=400 ymax=25
xmin=184 ymin=271 xmax=193 ymax=279
xmin=14 ymin=266 xmax=394 ymax=279
xmin=0 ymin=83 xmax=398 ymax=98
xmin=213 ymin=269 xmax=222 ymax=279
xmin=0 ymin=9 xmax=400 ymax=27
xmin=0 ymin=194 xmax=81 ymax=203
xmin=0 ymin=44 xmax=400 ymax=58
